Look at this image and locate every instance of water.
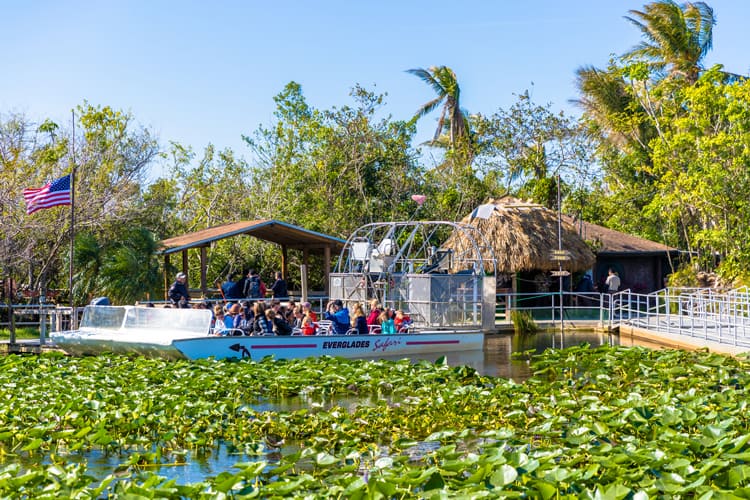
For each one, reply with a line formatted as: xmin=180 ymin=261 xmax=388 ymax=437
xmin=380 ymin=329 xmax=620 ymax=380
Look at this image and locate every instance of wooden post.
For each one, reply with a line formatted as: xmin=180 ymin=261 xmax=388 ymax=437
xmin=181 ymin=250 xmax=189 ymax=278
xmin=182 ymin=250 xmax=189 ymax=298
xmin=300 ymin=264 xmax=308 ymax=302
xmin=281 ymin=245 xmax=288 ymax=279
xmin=200 ymin=246 xmax=207 ymax=297
xmin=163 ymin=254 xmax=171 ymax=301
xmin=324 ymin=246 xmax=331 ymax=297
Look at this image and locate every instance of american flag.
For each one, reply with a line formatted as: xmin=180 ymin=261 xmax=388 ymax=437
xmin=23 ymin=174 xmax=72 ymax=215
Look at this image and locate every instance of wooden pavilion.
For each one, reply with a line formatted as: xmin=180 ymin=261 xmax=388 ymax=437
xmin=158 ymin=220 xmax=346 ymax=299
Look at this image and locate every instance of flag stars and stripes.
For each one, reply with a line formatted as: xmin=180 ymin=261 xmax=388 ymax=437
xmin=23 ymin=174 xmax=72 ymax=215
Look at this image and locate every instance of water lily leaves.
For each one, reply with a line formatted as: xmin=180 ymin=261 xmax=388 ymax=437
xmin=489 ymin=464 xmax=517 ymax=486
xmin=2 ymin=346 xmax=750 ymax=496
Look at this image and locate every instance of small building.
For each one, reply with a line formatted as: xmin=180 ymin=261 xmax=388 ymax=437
xmin=564 ymin=216 xmax=680 ymax=293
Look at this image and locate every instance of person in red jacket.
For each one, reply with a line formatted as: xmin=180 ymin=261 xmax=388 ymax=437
xmin=366 ymin=298 xmax=382 ymax=330
xmin=394 ymin=310 xmax=411 ymax=332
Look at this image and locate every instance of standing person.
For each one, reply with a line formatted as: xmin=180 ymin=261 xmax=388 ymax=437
xmin=243 ymin=269 xmax=263 ymax=299
xmin=270 ymin=271 xmax=288 ymax=299
xmin=324 ymin=299 xmax=350 ymax=335
xmin=605 ymin=268 xmax=621 ymax=293
xmin=231 ymin=271 xmax=249 ymax=300
xmin=168 ymin=272 xmax=190 ymax=308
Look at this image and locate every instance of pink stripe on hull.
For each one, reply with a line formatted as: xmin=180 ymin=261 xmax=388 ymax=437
xmin=405 ymin=340 xmax=461 ymax=346
xmin=252 ymin=344 xmax=317 ymax=349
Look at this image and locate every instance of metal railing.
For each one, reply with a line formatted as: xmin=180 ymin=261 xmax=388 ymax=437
xmin=8 ymin=287 xmax=750 ymax=350
xmin=494 ymin=291 xmax=607 ymax=325
xmin=0 ymin=303 xmax=82 ymax=344
xmin=610 ymin=287 xmax=750 ymax=349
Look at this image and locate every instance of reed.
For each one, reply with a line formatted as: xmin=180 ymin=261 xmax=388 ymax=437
xmin=510 ymin=309 xmax=538 ymax=334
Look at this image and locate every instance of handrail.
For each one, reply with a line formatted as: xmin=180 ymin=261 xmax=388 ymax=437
xmin=8 ymin=286 xmax=750 ymax=351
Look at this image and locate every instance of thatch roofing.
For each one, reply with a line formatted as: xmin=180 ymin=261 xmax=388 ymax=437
xmin=443 ymin=198 xmax=596 ymax=273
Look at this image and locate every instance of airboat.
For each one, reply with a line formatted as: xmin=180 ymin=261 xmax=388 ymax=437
xmin=52 ymin=221 xmax=496 ymax=361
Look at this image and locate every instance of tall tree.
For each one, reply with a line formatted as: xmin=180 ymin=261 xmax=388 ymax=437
xmin=472 ymin=91 xmax=596 ymax=209
xmin=624 ymin=0 xmax=715 ymax=84
xmin=0 ymin=105 xmax=165 ymax=304
xmin=406 ymin=66 xmax=470 ymax=147
xmin=245 ymin=82 xmax=422 ymax=236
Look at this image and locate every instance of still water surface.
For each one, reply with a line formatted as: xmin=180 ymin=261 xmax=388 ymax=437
xmin=382 ymin=329 xmax=621 ymax=380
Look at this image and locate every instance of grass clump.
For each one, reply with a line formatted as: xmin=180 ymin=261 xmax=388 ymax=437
xmin=510 ymin=309 xmax=538 ymax=334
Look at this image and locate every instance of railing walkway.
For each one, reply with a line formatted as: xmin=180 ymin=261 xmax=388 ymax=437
xmin=5 ymin=288 xmax=750 ymax=355
xmin=610 ymin=287 xmax=750 ymax=350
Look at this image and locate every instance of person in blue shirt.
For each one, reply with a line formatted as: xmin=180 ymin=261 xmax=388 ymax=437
xmin=324 ymin=299 xmax=351 ymax=335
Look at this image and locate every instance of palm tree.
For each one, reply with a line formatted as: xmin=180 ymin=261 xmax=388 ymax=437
xmin=573 ymin=65 xmax=656 ymax=157
xmin=406 ymin=66 xmax=470 ymax=147
xmin=623 ymin=0 xmax=715 ymax=84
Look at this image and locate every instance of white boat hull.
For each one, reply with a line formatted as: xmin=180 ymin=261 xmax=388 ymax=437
xmin=173 ymin=331 xmax=484 ymax=360
xmin=53 ymin=330 xmax=484 ymax=361
xmin=51 ymin=301 xmax=485 ymax=362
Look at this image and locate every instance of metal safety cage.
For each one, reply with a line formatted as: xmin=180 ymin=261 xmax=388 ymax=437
xmin=331 ymin=221 xmax=497 ymax=332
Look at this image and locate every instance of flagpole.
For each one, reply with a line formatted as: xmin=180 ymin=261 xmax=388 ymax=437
xmin=69 ymin=110 xmax=76 ymax=328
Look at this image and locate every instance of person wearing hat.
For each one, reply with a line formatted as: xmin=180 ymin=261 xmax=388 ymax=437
xmin=168 ymin=272 xmax=190 ymax=308
xmin=324 ymin=299 xmax=351 ymax=335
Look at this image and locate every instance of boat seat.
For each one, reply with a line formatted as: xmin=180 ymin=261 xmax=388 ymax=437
xmin=315 ymin=320 xmax=333 ymax=335
xmin=211 ymin=328 xmax=245 ymax=337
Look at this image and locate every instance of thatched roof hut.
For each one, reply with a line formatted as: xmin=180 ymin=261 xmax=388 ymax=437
xmin=443 ymin=198 xmax=596 ymax=274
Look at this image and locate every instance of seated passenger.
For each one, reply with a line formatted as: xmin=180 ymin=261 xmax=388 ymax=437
xmin=213 ymin=312 xmax=228 ymax=335
xmin=238 ymin=301 xmax=255 ymax=334
xmin=366 ymin=298 xmax=381 ymax=328
xmin=271 ymin=308 xmax=293 ymax=336
xmin=291 ymin=306 xmax=304 ymax=330
xmin=253 ymin=305 xmax=274 ymax=335
xmin=224 ymin=303 xmax=243 ymax=335
xmin=351 ymin=303 xmax=368 ymax=335
xmin=394 ymin=310 xmax=411 ymax=332
xmin=324 ymin=299 xmax=351 ymax=335
xmin=301 ymin=307 xmax=316 ymax=335
xmin=302 ymin=302 xmax=318 ymax=323
xmin=378 ymin=309 xmax=396 ymax=335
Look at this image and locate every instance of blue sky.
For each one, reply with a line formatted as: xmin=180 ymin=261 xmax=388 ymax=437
xmin=2 ymin=1 xmax=748 ymax=176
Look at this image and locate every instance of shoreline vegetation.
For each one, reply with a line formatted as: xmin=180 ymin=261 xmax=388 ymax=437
xmin=0 ymin=347 xmax=748 ymax=497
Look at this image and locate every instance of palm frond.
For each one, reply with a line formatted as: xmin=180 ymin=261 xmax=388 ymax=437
xmin=406 ymin=67 xmax=447 ymax=98
xmin=414 ymin=97 xmax=444 ymax=120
